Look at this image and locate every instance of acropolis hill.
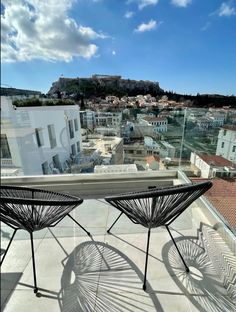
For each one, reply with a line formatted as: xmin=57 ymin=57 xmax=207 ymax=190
xmin=47 ymin=74 xmax=163 ymax=98
xmin=46 ymin=75 xmax=236 ymax=108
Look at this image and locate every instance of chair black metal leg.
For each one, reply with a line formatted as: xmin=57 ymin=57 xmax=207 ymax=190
xmin=0 ymin=229 xmax=17 ymax=266
xmin=30 ymin=232 xmax=39 ymax=294
xmin=67 ymin=214 xmax=91 ymax=237
xmin=143 ymin=228 xmax=151 ymax=291
xmin=166 ymin=225 xmax=189 ymax=273
xmin=107 ymin=212 xmax=123 ymax=233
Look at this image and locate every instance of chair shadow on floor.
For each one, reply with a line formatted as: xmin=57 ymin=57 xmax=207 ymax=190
xmin=1 ymin=272 xmax=23 ymax=311
xmin=2 ymin=222 xmax=235 ymax=312
xmin=61 ymin=240 xmax=163 ymax=312
xmin=1 ymin=234 xmax=163 ymax=312
xmin=162 ymin=222 xmax=236 ymax=312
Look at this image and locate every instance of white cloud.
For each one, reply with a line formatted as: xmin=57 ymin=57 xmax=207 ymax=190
xmin=138 ymin=0 xmax=158 ymax=10
xmin=171 ymin=0 xmax=192 ymax=8
xmin=135 ymin=19 xmax=157 ymax=32
xmin=218 ymin=2 xmax=236 ymax=16
xmin=124 ymin=11 xmax=134 ymax=18
xmin=1 ymin=0 xmax=106 ymax=63
xmin=127 ymin=0 xmax=159 ymax=10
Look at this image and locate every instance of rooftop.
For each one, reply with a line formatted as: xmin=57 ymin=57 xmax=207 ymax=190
xmin=146 ymin=155 xmax=160 ymax=164
xmin=221 ymin=124 xmax=236 ymax=131
xmin=1 ymin=171 xmax=236 ymax=312
xmin=191 ymin=177 xmax=236 ymax=230
xmin=143 ymin=116 xmax=167 ymax=122
xmin=198 ymin=154 xmax=236 ymax=169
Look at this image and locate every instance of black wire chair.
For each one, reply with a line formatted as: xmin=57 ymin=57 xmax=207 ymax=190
xmin=0 ymin=185 xmax=90 ymax=295
xmin=105 ymin=181 xmax=213 ymax=291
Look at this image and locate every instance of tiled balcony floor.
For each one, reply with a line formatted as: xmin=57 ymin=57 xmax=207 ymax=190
xmin=1 ymin=199 xmax=236 ymax=312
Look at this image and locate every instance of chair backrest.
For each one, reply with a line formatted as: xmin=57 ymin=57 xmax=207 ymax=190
xmin=0 ymin=185 xmax=83 ymax=231
xmin=105 ymin=181 xmax=213 ymax=228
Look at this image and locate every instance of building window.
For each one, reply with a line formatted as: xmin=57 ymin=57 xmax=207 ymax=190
xmin=77 ymin=141 xmax=80 ymax=153
xmin=71 ymin=144 xmax=76 ymax=155
xmin=42 ymin=161 xmax=49 ymax=175
xmin=52 ymin=154 xmax=61 ymax=171
xmin=47 ymin=124 xmax=57 ymax=148
xmin=221 ymin=142 xmax=225 ymax=148
xmin=233 ymin=146 xmax=236 ymax=153
xmin=35 ymin=128 xmax=44 ymax=147
xmin=68 ymin=120 xmax=74 ymax=139
xmin=136 ymin=150 xmax=142 ymax=155
xmin=0 ymin=134 xmax=11 ymax=158
xmin=74 ymin=119 xmax=78 ymax=131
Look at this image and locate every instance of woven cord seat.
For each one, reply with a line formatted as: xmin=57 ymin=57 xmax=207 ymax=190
xmin=0 ymin=185 xmax=90 ymax=295
xmin=105 ymin=181 xmax=213 ymax=291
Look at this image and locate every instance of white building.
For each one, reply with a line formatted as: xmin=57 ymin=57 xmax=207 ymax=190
xmin=188 ymin=109 xmax=206 ymax=122
xmin=1 ymin=96 xmax=82 ymax=176
xmin=190 ymin=152 xmax=236 ymax=178
xmin=207 ymin=114 xmax=225 ymax=127
xmin=122 ymin=122 xmax=158 ymax=140
xmin=216 ymin=125 xmax=236 ymax=162
xmin=144 ymin=137 xmax=175 ymax=158
xmin=80 ymin=111 xmax=122 ymax=130
xmin=95 ymin=112 xmax=122 ymax=127
xmin=80 ymin=110 xmax=95 ymax=130
xmin=141 ymin=116 xmax=168 ymax=133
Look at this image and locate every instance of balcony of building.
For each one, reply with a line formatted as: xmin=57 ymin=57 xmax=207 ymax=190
xmin=1 ymin=170 xmax=235 ymax=312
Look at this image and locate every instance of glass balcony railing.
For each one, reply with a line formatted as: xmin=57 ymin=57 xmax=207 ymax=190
xmin=1 ymin=100 xmax=236 ymax=311
xmin=1 ymin=95 xmax=236 ymax=234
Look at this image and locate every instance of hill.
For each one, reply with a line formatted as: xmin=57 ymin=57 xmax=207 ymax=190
xmin=47 ymin=75 xmax=236 ymax=108
xmin=47 ymin=75 xmax=163 ymax=98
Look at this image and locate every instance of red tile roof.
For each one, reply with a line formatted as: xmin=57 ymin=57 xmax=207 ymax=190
xmin=191 ymin=178 xmax=236 ymax=230
xmin=221 ymin=125 xmax=236 ymax=131
xmin=146 ymin=155 xmax=160 ymax=164
xmin=198 ymin=154 xmax=236 ymax=169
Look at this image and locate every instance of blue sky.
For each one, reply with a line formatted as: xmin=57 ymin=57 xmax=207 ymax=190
xmin=1 ymin=0 xmax=236 ymax=95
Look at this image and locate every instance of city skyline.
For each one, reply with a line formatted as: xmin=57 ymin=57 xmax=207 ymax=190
xmin=1 ymin=0 xmax=236 ymax=95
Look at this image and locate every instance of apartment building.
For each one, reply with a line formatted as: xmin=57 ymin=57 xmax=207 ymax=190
xmin=95 ymin=112 xmax=122 ymax=127
xmin=144 ymin=136 xmax=176 ymax=158
xmin=122 ymin=122 xmax=158 ymax=141
xmin=124 ymin=142 xmax=158 ymax=163
xmin=1 ymin=96 xmax=82 ymax=176
xmin=80 ymin=111 xmax=122 ymax=130
xmin=80 ymin=110 xmax=95 ymax=130
xmin=216 ymin=125 xmax=236 ymax=162
xmin=141 ymin=116 xmax=168 ymax=133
